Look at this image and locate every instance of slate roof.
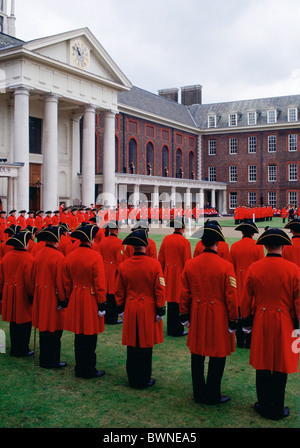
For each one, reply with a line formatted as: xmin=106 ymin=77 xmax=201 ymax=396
xmin=0 ymin=32 xmax=24 ymax=50
xmin=118 ymin=86 xmax=197 ymax=128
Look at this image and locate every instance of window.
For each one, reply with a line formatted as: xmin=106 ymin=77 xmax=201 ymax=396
xmin=208 ymin=166 xmax=216 ymax=182
xmin=189 ymin=152 xmax=195 ymax=179
xmin=145 ymin=124 xmax=155 ymax=139
xmin=268 ymin=135 xmax=276 ymax=152
xmin=267 ymin=109 xmax=277 ymax=124
xmin=229 ymin=192 xmax=237 ymax=209
xmin=288 ymin=163 xmax=298 ymax=181
xmin=289 ymin=192 xmax=298 ymax=208
xmin=176 ymin=148 xmax=183 ymax=178
xmin=29 ymin=117 xmax=42 ymax=154
xmin=248 ymin=136 xmax=257 ymax=153
xmin=288 ymin=108 xmax=297 ymax=122
xmin=229 ymin=113 xmax=237 ymax=126
xmin=248 ymin=165 xmax=257 ymax=182
xmin=146 ymin=142 xmax=154 ymax=175
xmin=115 ymin=136 xmax=119 ymax=172
xmin=229 ymin=166 xmax=237 ymax=182
xmin=208 ymin=115 xmax=216 ymax=128
xmin=288 ymin=134 xmax=297 ymax=152
xmin=268 ymin=165 xmax=277 ymax=182
xmin=208 ymin=139 xmax=216 ymax=155
xmin=162 ymin=129 xmax=170 ymax=142
xmin=229 ymin=137 xmax=237 ymax=154
xmin=268 ymin=192 xmax=277 ymax=208
xmin=248 ymin=111 xmax=257 ymax=125
xmin=162 ymin=145 xmax=169 ymax=176
xmin=0 ymin=17 xmax=3 ymax=34
xmin=248 ymin=192 xmax=257 ymax=206
xmin=128 ymin=119 xmax=138 ymax=134
xmin=128 ymin=139 xmax=137 ymax=173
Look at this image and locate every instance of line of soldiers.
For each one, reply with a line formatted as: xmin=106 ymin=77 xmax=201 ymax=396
xmin=234 ymin=204 xmax=299 ymax=224
xmin=0 ymin=214 xmax=299 ymax=421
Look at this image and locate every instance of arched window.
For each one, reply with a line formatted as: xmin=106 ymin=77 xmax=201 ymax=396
xmin=176 ymin=148 xmax=183 ymax=178
xmin=146 ymin=142 xmax=154 ymax=175
xmin=162 ymin=145 xmax=169 ymax=177
xmin=115 ymin=136 xmax=119 ymax=172
xmin=189 ymin=151 xmax=195 ymax=179
xmin=128 ymin=138 xmax=137 ymax=174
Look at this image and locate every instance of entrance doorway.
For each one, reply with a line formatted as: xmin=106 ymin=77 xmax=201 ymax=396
xmin=29 ymin=164 xmax=41 ymax=211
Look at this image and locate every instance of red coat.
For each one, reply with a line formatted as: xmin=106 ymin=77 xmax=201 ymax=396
xmin=241 ymin=255 xmax=300 ymax=374
xmin=193 ymin=240 xmax=230 ymax=261
xmin=57 ymin=233 xmax=73 ymax=257
xmin=0 ymin=249 xmax=34 ymax=323
xmin=158 ymin=232 xmax=191 ymax=303
xmin=63 ymin=246 xmax=106 ymax=335
xmin=31 ymin=246 xmax=66 ymax=332
xmin=180 ymin=250 xmax=238 ymax=357
xmin=115 ymin=254 xmax=165 ymax=348
xmin=0 ymin=217 xmax=6 ymax=242
xmin=98 ymin=235 xmax=124 ymax=295
xmin=282 ymin=236 xmax=300 ymax=267
xmin=124 ymin=238 xmax=157 ymax=260
xmin=35 ymin=216 xmax=43 ymax=231
xmin=16 ymin=216 xmax=26 ymax=229
xmin=229 ymin=237 xmax=265 ymax=306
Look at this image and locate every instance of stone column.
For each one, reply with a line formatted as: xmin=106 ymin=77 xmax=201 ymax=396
xmin=102 ymin=110 xmax=116 ymax=207
xmin=71 ymin=113 xmax=82 ymax=205
xmin=81 ymin=105 xmax=96 ymax=207
xmin=13 ymin=86 xmax=30 ymax=211
xmin=42 ymin=94 xmax=59 ymax=211
xmin=211 ymin=188 xmax=216 ymax=208
xmin=153 ymin=185 xmax=159 ymax=208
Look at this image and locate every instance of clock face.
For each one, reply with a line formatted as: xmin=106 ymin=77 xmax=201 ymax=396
xmin=71 ymin=40 xmax=90 ymax=69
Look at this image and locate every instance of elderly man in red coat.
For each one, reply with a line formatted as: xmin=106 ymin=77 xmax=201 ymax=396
xmin=0 ymin=230 xmax=34 ymax=357
xmin=115 ymin=228 xmax=165 ymax=389
xmin=282 ymin=218 xmax=300 ymax=267
xmin=63 ymin=223 xmax=107 ymax=379
xmin=31 ymin=226 xmax=67 ymax=369
xmin=180 ymin=222 xmax=238 ymax=405
xmin=158 ymin=217 xmax=191 ymax=336
xmin=241 ymin=228 xmax=300 ymax=421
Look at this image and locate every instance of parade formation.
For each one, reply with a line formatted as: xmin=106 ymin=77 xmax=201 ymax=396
xmin=0 ymin=205 xmax=299 ymax=423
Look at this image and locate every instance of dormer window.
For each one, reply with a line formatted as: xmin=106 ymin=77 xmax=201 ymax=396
xmin=228 ymin=113 xmax=237 ymax=126
xmin=248 ymin=110 xmax=258 ymax=125
xmin=288 ymin=107 xmax=298 ymax=122
xmin=208 ymin=114 xmax=217 ymax=128
xmin=267 ymin=109 xmax=278 ymax=124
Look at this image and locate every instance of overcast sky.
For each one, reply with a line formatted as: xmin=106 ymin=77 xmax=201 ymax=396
xmin=14 ymin=0 xmax=300 ymax=104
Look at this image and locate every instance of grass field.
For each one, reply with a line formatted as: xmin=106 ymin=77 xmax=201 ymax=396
xmin=0 ymin=229 xmax=299 ymax=430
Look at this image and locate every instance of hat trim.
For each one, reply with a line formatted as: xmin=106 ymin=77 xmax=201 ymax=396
xmin=257 ymin=232 xmax=291 ymax=245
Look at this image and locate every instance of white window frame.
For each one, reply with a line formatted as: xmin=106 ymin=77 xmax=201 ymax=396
xmin=208 ymin=139 xmax=216 ymax=155
xmin=229 ymin=137 xmax=237 ymax=154
xmin=248 ymin=136 xmax=257 ymax=153
xmin=248 ymin=165 xmax=257 ymax=182
xmin=288 ymin=163 xmax=298 ymax=181
xmin=229 ymin=192 xmax=237 ymax=210
xmin=248 ymin=111 xmax=257 ymax=125
xmin=288 ymin=192 xmax=298 ymax=208
xmin=229 ymin=165 xmax=237 ymax=183
xmin=248 ymin=192 xmax=257 ymax=206
xmin=268 ymin=164 xmax=277 ymax=182
xmin=288 ymin=134 xmax=297 ymax=152
xmin=228 ymin=113 xmax=237 ymax=127
xmin=268 ymin=135 xmax=277 ymax=153
xmin=208 ymin=115 xmax=216 ymax=128
xmin=208 ymin=166 xmax=216 ymax=182
xmin=268 ymin=192 xmax=277 ymax=208
xmin=267 ymin=109 xmax=277 ymax=124
xmin=288 ymin=108 xmax=298 ymax=122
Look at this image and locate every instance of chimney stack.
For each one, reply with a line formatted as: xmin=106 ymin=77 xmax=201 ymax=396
xmin=181 ymin=85 xmax=202 ymax=106
xmin=158 ymin=88 xmax=179 ymax=103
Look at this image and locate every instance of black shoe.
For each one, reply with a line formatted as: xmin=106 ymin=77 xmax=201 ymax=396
xmin=206 ymin=395 xmax=230 ymax=405
xmin=148 ymin=378 xmax=155 ymax=387
xmin=116 ymin=320 xmax=123 ymax=324
xmin=40 ymin=362 xmax=67 ymax=369
xmin=27 ymin=351 xmax=35 ymax=357
xmin=94 ymin=370 xmax=105 ymax=377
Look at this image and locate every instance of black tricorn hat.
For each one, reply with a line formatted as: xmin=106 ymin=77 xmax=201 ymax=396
xmin=36 ymin=226 xmax=62 ymax=243
xmin=70 ymin=223 xmax=99 ymax=243
xmin=45 ymin=210 xmax=52 ymax=214
xmin=256 ymin=227 xmax=291 ymax=246
xmin=26 ymin=225 xmax=38 ymax=235
xmin=6 ymin=230 xmax=32 ymax=249
xmin=131 ymin=220 xmax=149 ymax=231
xmin=9 ymin=210 xmax=16 ymax=214
xmin=36 ymin=210 xmax=44 ymax=215
xmin=27 ymin=210 xmax=35 ymax=215
xmin=192 ymin=221 xmax=225 ymax=243
xmin=19 ymin=210 xmax=26 ymax=214
xmin=168 ymin=217 xmax=186 ymax=229
xmin=235 ymin=220 xmax=259 ymax=234
xmin=58 ymin=222 xmax=70 ymax=233
xmin=4 ymin=224 xmax=21 ymax=235
xmin=284 ymin=218 xmax=300 ymax=233
xmin=102 ymin=220 xmax=119 ymax=229
xmin=122 ymin=228 xmax=149 ymax=247
xmin=0 ymin=210 xmax=6 ymax=214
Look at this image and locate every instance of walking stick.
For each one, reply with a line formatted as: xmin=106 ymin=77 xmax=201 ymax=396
xmin=33 ymin=327 xmax=37 ymax=357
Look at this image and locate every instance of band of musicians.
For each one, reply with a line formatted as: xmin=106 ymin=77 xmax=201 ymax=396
xmin=0 ymin=205 xmax=299 ymax=422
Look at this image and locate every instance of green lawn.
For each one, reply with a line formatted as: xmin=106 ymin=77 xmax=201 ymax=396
xmin=0 ymin=231 xmax=299 ymax=429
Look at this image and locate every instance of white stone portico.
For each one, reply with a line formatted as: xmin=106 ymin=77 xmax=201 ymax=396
xmin=0 ymin=27 xmax=132 ymax=212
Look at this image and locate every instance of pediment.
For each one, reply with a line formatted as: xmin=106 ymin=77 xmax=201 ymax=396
xmin=22 ymin=27 xmax=132 ymax=90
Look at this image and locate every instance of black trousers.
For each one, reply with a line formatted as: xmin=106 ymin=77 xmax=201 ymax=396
xmin=74 ymin=333 xmax=98 ymax=378
xmin=167 ymin=302 xmax=184 ymax=336
xmin=39 ymin=330 xmax=63 ymax=367
xmin=236 ymin=319 xmax=251 ymax=348
xmin=10 ymin=321 xmax=32 ymax=357
xmin=105 ymin=294 xmax=119 ymax=324
xmin=126 ymin=322 xmax=153 ymax=388
xmin=256 ymin=370 xmax=288 ymax=419
xmin=191 ymin=354 xmax=226 ymax=404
